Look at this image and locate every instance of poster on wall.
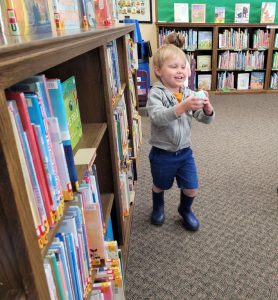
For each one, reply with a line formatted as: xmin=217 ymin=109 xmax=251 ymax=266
xmin=117 ymin=0 xmax=153 ymax=23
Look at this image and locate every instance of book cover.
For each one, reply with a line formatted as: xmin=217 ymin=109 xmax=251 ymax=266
xmin=191 ymin=4 xmax=206 ymax=23
xmin=62 ymin=76 xmax=82 ymax=150
xmin=23 ymin=0 xmax=52 ymax=34
xmin=197 ymin=74 xmax=212 ymax=90
xmin=197 ymin=55 xmax=211 ymax=71
xmin=215 ymin=7 xmax=225 ymax=23
xmin=260 ymin=2 xmax=276 ymax=23
xmin=235 ymin=3 xmax=250 ymax=23
xmin=174 ymin=3 xmax=188 ymax=22
xmin=47 ymin=78 xmax=78 ymax=191
xmin=250 ymin=71 xmax=265 ymax=89
xmin=237 ymin=73 xmax=250 ymax=90
xmin=198 ymin=31 xmax=212 ymax=50
xmin=84 ymin=0 xmax=96 ymax=27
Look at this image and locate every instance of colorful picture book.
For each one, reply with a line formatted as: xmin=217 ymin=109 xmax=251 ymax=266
xmin=237 ymin=73 xmax=250 ymax=90
xmin=215 ymin=7 xmax=225 ymax=23
xmin=174 ymin=3 xmax=189 ymax=22
xmin=198 ymin=74 xmax=212 ymax=90
xmin=191 ymin=4 xmax=206 ymax=23
xmin=235 ymin=3 xmax=250 ymax=23
xmin=197 ymin=55 xmax=211 ymax=71
xmin=62 ymin=76 xmax=83 ymax=150
xmin=198 ymin=31 xmax=212 ymax=50
xmin=250 ymin=72 xmax=265 ymax=89
xmin=260 ymin=2 xmax=276 ymax=23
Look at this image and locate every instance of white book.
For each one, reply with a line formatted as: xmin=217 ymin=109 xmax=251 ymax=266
xmin=237 ymin=73 xmax=250 ymax=90
xmin=261 ymin=2 xmax=276 ymax=23
xmin=235 ymin=3 xmax=250 ymax=23
xmin=174 ymin=3 xmax=189 ymax=22
xmin=198 ymin=74 xmax=212 ymax=90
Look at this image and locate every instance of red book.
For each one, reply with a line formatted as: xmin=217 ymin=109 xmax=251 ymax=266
xmin=5 ymin=91 xmax=54 ymax=225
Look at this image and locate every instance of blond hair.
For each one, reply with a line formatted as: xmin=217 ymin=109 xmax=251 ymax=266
xmin=153 ymin=44 xmax=188 ymax=79
xmin=165 ymin=32 xmax=185 ymax=49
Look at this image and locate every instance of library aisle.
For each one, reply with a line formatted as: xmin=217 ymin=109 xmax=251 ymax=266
xmin=125 ymin=94 xmax=278 ymax=299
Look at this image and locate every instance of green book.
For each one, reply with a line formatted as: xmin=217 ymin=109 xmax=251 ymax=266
xmin=62 ymin=76 xmax=83 ymax=149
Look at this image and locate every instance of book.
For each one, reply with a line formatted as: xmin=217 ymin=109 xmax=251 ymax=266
xmin=197 ymin=55 xmax=211 ymax=71
xmin=197 ymin=74 xmax=212 ymax=90
xmin=250 ymin=71 xmax=265 ymax=89
xmin=47 ymin=78 xmax=78 ymax=191
xmin=235 ymin=3 xmax=250 ymax=23
xmin=6 ymin=91 xmax=54 ymax=225
xmin=215 ymin=7 xmax=225 ymax=23
xmin=174 ymin=3 xmax=188 ymax=23
xmin=260 ymin=2 xmax=276 ymax=23
xmin=237 ymin=73 xmax=250 ymax=90
xmin=198 ymin=31 xmax=212 ymax=50
xmin=84 ymin=0 xmax=96 ymax=27
xmin=52 ymin=0 xmax=81 ymax=30
xmin=62 ymin=76 xmax=82 ymax=150
xmin=191 ymin=4 xmax=206 ymax=23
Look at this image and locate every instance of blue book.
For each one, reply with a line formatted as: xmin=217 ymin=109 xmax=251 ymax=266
xmin=25 ymin=93 xmax=61 ymax=211
xmin=104 ymin=215 xmax=114 ymax=241
xmin=47 ymin=78 xmax=78 ymax=191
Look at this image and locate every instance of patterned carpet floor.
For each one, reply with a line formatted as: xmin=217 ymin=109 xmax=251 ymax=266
xmin=125 ymin=94 xmax=278 ymax=300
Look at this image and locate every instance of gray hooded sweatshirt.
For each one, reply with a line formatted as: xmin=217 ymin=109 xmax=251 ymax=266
xmin=146 ymin=81 xmax=215 ymax=152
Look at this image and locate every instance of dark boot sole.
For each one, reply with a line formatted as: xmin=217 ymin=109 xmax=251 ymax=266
xmin=151 ymin=216 xmax=165 ymax=226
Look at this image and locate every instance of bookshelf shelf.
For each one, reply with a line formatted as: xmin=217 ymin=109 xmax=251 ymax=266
xmin=156 ymin=23 xmax=278 ymax=92
xmin=101 ymin=193 xmax=114 ymax=230
xmin=0 ymin=24 xmax=139 ymax=298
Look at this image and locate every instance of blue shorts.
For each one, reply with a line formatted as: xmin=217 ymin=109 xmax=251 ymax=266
xmin=149 ymin=146 xmax=199 ymax=190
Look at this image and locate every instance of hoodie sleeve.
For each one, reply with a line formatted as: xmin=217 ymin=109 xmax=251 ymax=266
xmin=146 ymin=87 xmax=177 ymax=127
xmin=193 ymin=109 xmax=215 ymax=124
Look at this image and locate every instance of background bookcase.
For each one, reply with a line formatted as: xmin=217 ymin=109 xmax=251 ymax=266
xmin=0 ymin=24 xmax=138 ymax=299
xmin=156 ymin=23 xmax=278 ymax=94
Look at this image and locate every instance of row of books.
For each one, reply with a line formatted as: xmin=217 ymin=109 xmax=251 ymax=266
xmin=44 ymin=180 xmax=125 ymax=299
xmin=218 ymin=51 xmax=265 ymax=71
xmin=158 ymin=29 xmax=212 ymax=51
xmin=0 ymin=0 xmax=119 ymax=36
xmin=219 ymin=28 xmax=269 ymax=50
xmin=217 ymin=71 xmax=265 ymax=90
xmin=6 ymin=73 xmax=84 ymax=247
xmin=172 ymin=2 xmax=276 ymax=24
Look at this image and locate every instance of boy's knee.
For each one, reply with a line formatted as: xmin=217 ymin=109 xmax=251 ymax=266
xmin=153 ymin=185 xmax=164 ymax=193
xmin=182 ymin=188 xmax=198 ymax=198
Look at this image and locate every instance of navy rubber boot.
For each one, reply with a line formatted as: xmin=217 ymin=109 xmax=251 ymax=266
xmin=178 ymin=191 xmax=199 ymax=231
xmin=151 ymin=190 xmax=165 ymax=225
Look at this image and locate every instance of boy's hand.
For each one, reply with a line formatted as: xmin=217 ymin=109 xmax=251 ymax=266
xmin=175 ymin=95 xmax=205 ymax=117
xmin=203 ymin=97 xmax=214 ymax=116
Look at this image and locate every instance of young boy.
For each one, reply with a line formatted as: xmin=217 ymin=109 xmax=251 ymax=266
xmin=146 ymin=44 xmax=214 ymax=231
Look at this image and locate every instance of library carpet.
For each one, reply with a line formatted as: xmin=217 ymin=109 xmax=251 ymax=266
xmin=125 ymin=93 xmax=278 ymax=300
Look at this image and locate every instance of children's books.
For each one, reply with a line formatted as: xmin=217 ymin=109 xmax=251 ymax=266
xmin=237 ymin=73 xmax=250 ymax=89
xmin=191 ymin=4 xmax=206 ymax=23
xmin=174 ymin=3 xmax=188 ymax=22
xmin=198 ymin=74 xmax=212 ymax=90
xmin=260 ymin=2 xmax=276 ymax=23
xmin=198 ymin=31 xmax=212 ymax=49
xmin=235 ymin=3 xmax=250 ymax=23
xmin=250 ymin=72 xmax=265 ymax=89
xmin=215 ymin=7 xmax=225 ymax=23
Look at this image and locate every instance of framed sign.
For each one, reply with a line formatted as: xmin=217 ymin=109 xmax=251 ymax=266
xmin=118 ymin=0 xmax=153 ymax=24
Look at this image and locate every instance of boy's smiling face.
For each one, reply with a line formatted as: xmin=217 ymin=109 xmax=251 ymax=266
xmin=155 ymin=55 xmax=188 ymax=93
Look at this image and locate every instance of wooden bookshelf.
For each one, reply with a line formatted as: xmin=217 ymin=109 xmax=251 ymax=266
xmin=0 ymin=24 xmax=138 ymax=299
xmin=156 ymin=23 xmax=278 ymax=93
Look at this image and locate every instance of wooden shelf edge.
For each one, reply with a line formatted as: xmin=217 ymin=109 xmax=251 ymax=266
xmin=101 ymin=193 xmax=114 ymax=230
xmin=209 ymin=89 xmax=278 ymax=95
